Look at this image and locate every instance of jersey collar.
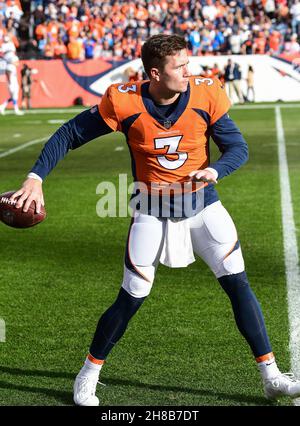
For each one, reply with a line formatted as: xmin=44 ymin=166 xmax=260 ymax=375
xmin=141 ymin=81 xmax=190 ymax=129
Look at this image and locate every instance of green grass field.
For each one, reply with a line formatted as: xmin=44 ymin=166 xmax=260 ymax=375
xmin=0 ymin=104 xmax=299 ymax=406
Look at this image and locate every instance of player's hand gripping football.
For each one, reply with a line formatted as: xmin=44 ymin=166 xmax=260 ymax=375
xmin=10 ymin=178 xmax=44 ymax=214
xmin=189 ymin=168 xmax=218 ymax=185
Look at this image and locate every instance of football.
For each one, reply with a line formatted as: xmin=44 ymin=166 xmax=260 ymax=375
xmin=0 ymin=191 xmax=46 ymax=228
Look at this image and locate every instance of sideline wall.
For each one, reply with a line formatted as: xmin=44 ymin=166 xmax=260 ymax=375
xmin=0 ymin=54 xmax=299 ymax=108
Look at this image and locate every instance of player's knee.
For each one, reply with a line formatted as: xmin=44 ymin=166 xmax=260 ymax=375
xmin=218 ymin=271 xmax=250 ymax=296
xmin=114 ymin=286 xmax=146 ymax=318
xmin=121 ymin=266 xmax=153 ymax=298
xmin=216 ymin=243 xmax=245 ymax=278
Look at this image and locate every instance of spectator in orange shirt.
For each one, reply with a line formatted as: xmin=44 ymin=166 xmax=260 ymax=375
xmin=89 ymin=17 xmax=105 ymax=41
xmin=65 ymin=17 xmax=82 ymax=39
xmin=211 ymin=63 xmax=221 ymax=78
xmin=254 ymin=32 xmax=267 ymax=54
xmin=121 ymin=1 xmax=136 ymax=17
xmin=277 ymin=1 xmax=289 ymax=22
xmin=135 ymin=36 xmax=143 ymax=58
xmin=53 ymin=36 xmax=68 ymax=59
xmin=35 ymin=21 xmax=47 ymax=41
xmin=43 ymin=36 xmax=56 ymax=59
xmin=135 ymin=4 xmax=148 ymax=21
xmin=268 ymin=30 xmax=282 ymax=54
xmin=47 ymin=20 xmax=60 ymax=42
xmin=67 ymin=36 xmax=84 ymax=60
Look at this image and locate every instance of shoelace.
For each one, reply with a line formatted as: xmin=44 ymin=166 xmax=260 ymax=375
xmin=281 ymin=372 xmax=297 ymax=382
xmin=78 ymin=378 xmax=106 ymax=394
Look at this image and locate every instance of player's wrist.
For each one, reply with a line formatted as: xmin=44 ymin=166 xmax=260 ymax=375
xmin=204 ymin=167 xmax=218 ymax=180
xmin=27 ymin=172 xmax=43 ymax=183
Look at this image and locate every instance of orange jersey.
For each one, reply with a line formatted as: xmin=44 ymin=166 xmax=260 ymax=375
xmin=99 ymin=77 xmax=230 ymax=187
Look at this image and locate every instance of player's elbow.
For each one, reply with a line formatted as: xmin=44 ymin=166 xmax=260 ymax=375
xmin=240 ymin=141 xmax=249 ymax=165
xmin=229 ymin=137 xmax=249 ymax=168
xmin=230 ymin=139 xmax=249 ymax=171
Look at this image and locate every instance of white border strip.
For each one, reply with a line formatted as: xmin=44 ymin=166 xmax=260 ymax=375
xmin=0 ymin=137 xmax=48 ymax=159
xmin=276 ymin=106 xmax=300 ymax=406
xmin=0 ymin=104 xmax=300 ymax=405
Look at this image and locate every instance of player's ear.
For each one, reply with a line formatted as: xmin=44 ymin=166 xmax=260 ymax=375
xmin=149 ymin=67 xmax=160 ymax=82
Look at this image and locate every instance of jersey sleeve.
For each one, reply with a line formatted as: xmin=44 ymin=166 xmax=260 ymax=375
xmin=209 ymin=113 xmax=249 ymax=179
xmin=210 ymin=79 xmax=231 ymax=125
xmin=29 ymin=107 xmax=113 ymax=180
xmin=98 ymin=86 xmax=120 ymax=131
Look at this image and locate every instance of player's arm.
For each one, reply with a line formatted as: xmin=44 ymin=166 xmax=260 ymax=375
xmin=208 ymin=112 xmax=249 ymax=179
xmin=190 ymin=79 xmax=248 ymax=183
xmin=11 ymin=107 xmax=114 ymax=213
xmin=190 ymin=114 xmax=248 ymax=183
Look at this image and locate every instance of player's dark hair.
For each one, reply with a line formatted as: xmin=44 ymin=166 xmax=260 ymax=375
xmin=141 ymin=34 xmax=187 ymax=78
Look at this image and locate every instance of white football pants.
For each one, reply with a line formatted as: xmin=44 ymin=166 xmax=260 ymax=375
xmin=122 ymin=200 xmax=245 ymax=298
xmin=8 ymin=75 xmax=19 ymax=101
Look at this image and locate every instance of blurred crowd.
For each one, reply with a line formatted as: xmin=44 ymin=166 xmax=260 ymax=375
xmin=0 ymin=0 xmax=300 ymax=60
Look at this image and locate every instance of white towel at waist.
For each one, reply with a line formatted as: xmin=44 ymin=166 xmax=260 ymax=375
xmin=159 ymin=217 xmax=196 ymax=268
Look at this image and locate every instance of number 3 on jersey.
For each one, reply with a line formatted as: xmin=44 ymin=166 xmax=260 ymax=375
xmin=154 ymin=135 xmax=187 ymax=170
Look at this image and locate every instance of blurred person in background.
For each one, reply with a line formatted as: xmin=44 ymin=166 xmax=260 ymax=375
xmin=0 ymin=34 xmax=23 ymax=115
xmin=21 ymin=63 xmax=36 ymax=110
xmin=291 ymin=0 xmax=300 ymax=35
xmin=246 ymin=65 xmax=255 ymax=102
xmin=284 ymin=33 xmax=300 ymax=53
xmin=224 ymin=58 xmax=244 ymax=104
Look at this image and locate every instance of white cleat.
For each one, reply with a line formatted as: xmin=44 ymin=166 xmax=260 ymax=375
xmin=0 ymin=104 xmax=6 ymax=115
xmin=73 ymin=373 xmax=100 ymax=406
xmin=264 ymin=373 xmax=300 ymax=400
xmin=14 ymin=109 xmax=24 ymax=116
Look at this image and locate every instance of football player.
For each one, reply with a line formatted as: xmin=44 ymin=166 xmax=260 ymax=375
xmin=11 ymin=34 xmax=300 ymax=405
xmin=0 ymin=36 xmax=24 ymax=116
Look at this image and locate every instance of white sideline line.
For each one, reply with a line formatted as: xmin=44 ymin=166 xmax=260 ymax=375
xmin=0 ymin=109 xmax=85 ymax=114
xmin=232 ymin=103 xmax=300 ymax=110
xmin=0 ymin=136 xmax=48 ymax=159
xmin=275 ymin=106 xmax=300 ymax=406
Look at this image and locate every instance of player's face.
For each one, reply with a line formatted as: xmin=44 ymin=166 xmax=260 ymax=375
xmin=159 ymin=49 xmax=191 ymax=93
